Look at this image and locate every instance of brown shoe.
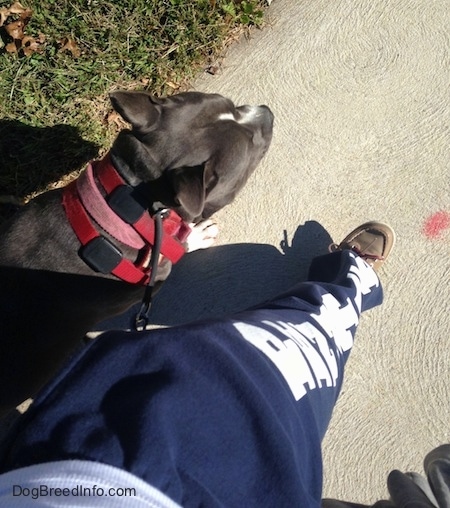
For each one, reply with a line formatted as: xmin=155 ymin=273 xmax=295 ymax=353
xmin=329 ymin=221 xmax=396 ymax=271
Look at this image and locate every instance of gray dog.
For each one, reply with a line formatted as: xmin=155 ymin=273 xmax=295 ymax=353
xmin=0 ymin=90 xmax=274 ymax=416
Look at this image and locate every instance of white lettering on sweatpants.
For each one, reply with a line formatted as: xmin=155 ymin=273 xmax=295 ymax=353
xmin=233 ymin=256 xmax=379 ymax=401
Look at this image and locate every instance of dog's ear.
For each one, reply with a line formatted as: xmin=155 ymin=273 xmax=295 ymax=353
xmin=169 ymin=165 xmax=207 ymax=220
xmin=109 ymin=91 xmax=162 ymax=133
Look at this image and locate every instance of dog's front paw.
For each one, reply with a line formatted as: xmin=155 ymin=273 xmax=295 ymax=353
xmin=186 ymin=219 xmax=219 ymax=252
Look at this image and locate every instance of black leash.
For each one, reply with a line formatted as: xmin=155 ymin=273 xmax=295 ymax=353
xmin=134 ymin=208 xmax=167 ymax=331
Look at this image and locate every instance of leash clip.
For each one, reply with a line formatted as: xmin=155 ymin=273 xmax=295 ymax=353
xmin=151 ymin=203 xmax=170 ymax=219
xmin=134 ymin=207 xmax=167 ymax=332
xmin=135 ymin=300 xmax=151 ymax=332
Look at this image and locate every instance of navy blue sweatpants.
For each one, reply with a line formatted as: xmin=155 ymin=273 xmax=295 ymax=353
xmin=0 ymin=250 xmax=382 ymax=507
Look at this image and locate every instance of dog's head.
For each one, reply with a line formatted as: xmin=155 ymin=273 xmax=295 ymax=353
xmin=109 ymin=91 xmax=274 ymax=222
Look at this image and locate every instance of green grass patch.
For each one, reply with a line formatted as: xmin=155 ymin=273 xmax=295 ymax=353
xmin=0 ymin=0 xmax=266 ymax=203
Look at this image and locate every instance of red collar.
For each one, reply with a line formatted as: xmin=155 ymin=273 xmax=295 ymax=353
xmin=62 ymin=155 xmax=191 ymax=285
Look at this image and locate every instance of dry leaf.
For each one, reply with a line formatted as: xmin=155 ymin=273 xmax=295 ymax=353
xmin=59 ymin=37 xmax=81 ymax=58
xmin=5 ymin=19 xmax=25 ymax=39
xmin=0 ymin=7 xmax=9 ymax=27
xmin=21 ymin=35 xmax=40 ymax=56
xmin=19 ymin=7 xmax=32 ymax=21
xmin=205 ymin=65 xmax=220 ymax=75
xmin=1 ymin=2 xmax=43 ymax=57
xmin=8 ymin=2 xmax=27 ymax=14
xmin=0 ymin=2 xmax=31 ymax=28
xmin=105 ymin=110 xmax=127 ymax=129
xmin=12 ymin=2 xmax=32 ymax=21
xmin=166 ymin=81 xmax=180 ymax=89
xmin=5 ymin=41 xmax=18 ymax=53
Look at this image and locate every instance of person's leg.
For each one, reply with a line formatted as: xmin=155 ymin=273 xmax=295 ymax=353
xmin=232 ymin=248 xmax=383 ymax=439
xmin=231 ymin=221 xmax=395 ymax=437
xmin=0 ymin=223 xmax=394 ymax=508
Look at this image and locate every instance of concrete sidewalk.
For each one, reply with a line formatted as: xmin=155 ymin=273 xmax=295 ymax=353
xmin=154 ymin=0 xmax=449 ymax=503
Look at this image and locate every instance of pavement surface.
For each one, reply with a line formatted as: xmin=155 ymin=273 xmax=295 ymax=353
xmin=103 ymin=0 xmax=449 ymax=503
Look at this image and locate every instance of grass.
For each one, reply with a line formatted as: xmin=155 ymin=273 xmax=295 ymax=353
xmin=0 ymin=0 xmax=267 ymax=207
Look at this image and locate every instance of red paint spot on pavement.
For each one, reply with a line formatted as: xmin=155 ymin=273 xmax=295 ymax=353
xmin=423 ymin=211 xmax=450 ymax=239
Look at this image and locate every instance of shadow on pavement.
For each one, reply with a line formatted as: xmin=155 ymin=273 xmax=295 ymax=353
xmin=95 ymin=219 xmax=333 ymax=330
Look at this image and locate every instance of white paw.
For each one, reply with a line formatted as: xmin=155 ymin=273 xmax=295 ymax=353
xmin=185 ymin=219 xmax=219 ymax=252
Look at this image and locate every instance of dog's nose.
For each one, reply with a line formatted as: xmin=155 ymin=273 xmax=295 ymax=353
xmin=258 ymin=105 xmax=274 ymax=126
xmin=257 ymin=104 xmax=272 ymax=114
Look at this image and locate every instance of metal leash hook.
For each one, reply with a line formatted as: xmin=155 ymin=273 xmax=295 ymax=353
xmin=134 ymin=207 xmax=167 ymax=331
xmin=134 ymin=300 xmax=151 ymax=332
